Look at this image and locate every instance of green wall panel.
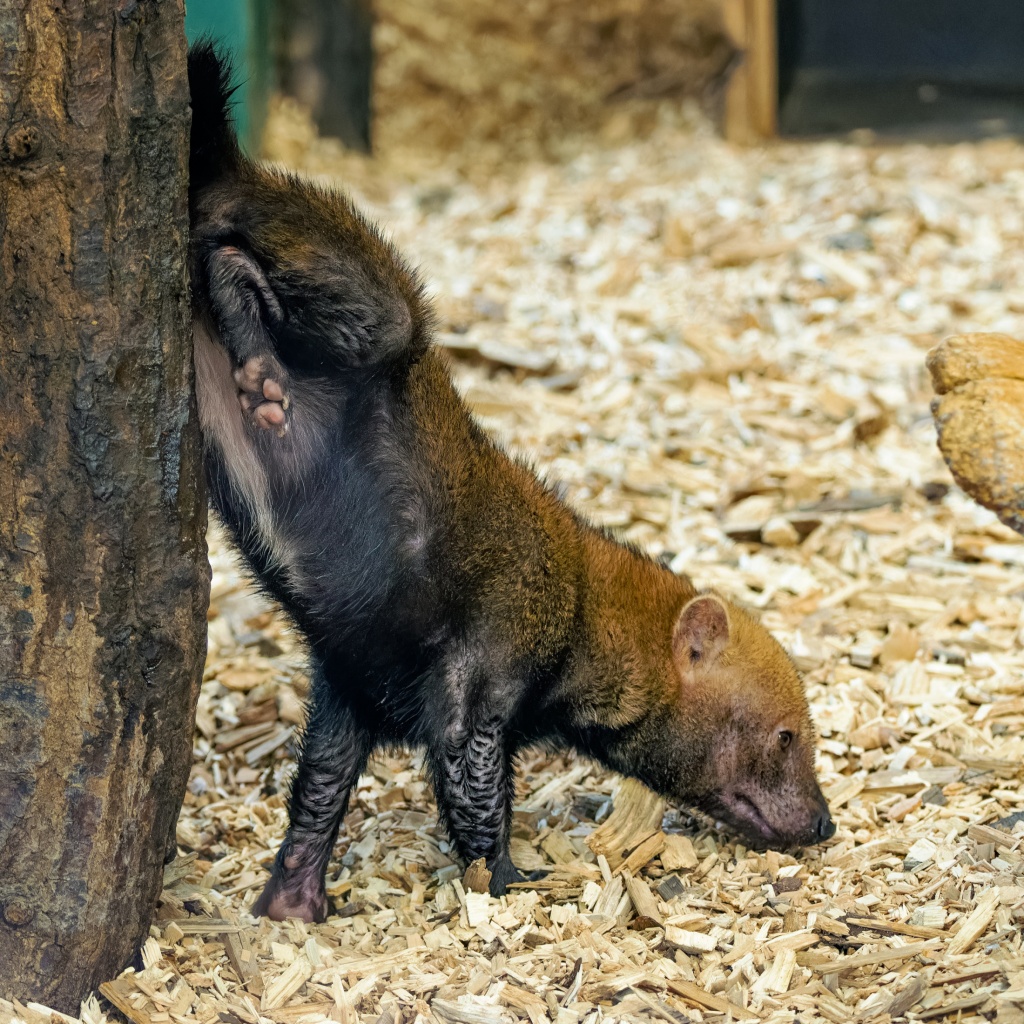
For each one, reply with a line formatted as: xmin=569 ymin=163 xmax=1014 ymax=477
xmin=185 ymin=0 xmax=273 ymax=152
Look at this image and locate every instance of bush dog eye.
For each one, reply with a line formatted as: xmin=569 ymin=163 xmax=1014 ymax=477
xmin=187 ymin=43 xmax=837 ymax=924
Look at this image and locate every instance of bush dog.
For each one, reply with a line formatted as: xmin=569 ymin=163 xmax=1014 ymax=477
xmin=187 ymin=44 xmax=835 ymax=923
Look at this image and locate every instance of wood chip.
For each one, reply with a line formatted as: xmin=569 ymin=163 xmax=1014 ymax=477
xmin=431 ymin=998 xmax=508 ymax=1024
xmin=969 ymin=823 xmax=1022 ymax=850
xmin=665 ymin=979 xmax=758 ymax=1019
xmin=99 ymin=979 xmax=153 ymax=1024
xmin=585 ymin=777 xmax=664 ymax=868
xmin=660 ymin=833 xmax=699 ymax=871
xmin=664 ymin=926 xmax=718 ymax=955
xmin=462 ymin=858 xmax=492 ymax=894
xmin=947 ymin=888 xmax=1002 ymax=955
xmin=817 ymin=940 xmax=940 ymax=975
xmin=756 ymin=948 xmax=796 ymax=995
xmin=261 ymin=957 xmax=313 ymax=1011
xmin=845 ymin=915 xmax=948 ymax=939
xmin=916 ymin=993 xmax=993 ymax=1020
xmin=624 ymin=872 xmax=662 ymax=924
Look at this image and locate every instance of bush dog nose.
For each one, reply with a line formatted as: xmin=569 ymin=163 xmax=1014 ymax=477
xmin=816 ymin=807 xmax=836 ymax=841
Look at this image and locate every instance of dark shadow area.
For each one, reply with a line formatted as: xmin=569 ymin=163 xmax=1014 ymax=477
xmin=778 ymin=0 xmax=1024 ymax=139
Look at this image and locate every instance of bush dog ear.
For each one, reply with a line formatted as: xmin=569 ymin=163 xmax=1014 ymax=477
xmin=672 ymin=594 xmax=730 ymax=669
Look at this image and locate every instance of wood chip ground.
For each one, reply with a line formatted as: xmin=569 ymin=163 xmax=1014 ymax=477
xmin=9 ymin=12 xmax=1024 ymax=1024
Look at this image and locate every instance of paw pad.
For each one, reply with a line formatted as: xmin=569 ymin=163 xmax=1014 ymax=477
xmin=234 ymin=356 xmax=291 ymax=437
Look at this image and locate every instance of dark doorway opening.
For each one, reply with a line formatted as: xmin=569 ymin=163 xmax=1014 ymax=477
xmin=777 ymin=0 xmax=1024 ymax=139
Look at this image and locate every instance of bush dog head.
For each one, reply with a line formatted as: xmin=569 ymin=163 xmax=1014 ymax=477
xmin=670 ymin=594 xmax=832 ymax=846
xmin=567 ymin=545 xmax=834 ymax=852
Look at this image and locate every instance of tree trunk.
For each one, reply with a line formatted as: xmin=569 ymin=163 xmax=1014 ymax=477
xmin=276 ymin=0 xmax=373 ymax=152
xmin=0 ymin=1 xmax=207 ymax=1011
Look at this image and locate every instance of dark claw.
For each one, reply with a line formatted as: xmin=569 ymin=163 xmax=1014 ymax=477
xmin=487 ymin=856 xmax=526 ymax=897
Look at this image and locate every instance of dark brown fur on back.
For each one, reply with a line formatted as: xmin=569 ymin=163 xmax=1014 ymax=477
xmin=187 ymin=43 xmax=835 ymax=923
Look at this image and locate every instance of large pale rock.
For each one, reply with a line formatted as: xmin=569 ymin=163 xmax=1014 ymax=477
xmin=928 ymin=334 xmax=1024 ymax=535
xmin=929 ymin=332 xmax=1024 ymax=393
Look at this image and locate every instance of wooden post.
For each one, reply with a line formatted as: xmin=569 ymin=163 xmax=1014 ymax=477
xmin=0 ymin=0 xmax=208 ymax=1010
xmin=722 ymin=0 xmax=778 ymax=143
xmin=275 ymin=0 xmax=374 ymax=152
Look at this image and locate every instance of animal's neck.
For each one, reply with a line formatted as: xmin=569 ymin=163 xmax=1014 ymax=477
xmin=564 ymin=528 xmax=697 ymax=728
xmin=555 ymin=528 xmax=712 ymax=799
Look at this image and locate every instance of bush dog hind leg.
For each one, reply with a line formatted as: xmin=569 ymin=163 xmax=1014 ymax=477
xmin=194 ymin=240 xmax=294 ymax=435
xmin=194 ymin=230 xmax=423 ymax=437
xmin=253 ymin=664 xmax=374 ymax=923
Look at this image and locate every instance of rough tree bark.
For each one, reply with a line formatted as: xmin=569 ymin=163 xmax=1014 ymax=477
xmin=0 ymin=1 xmax=207 ymax=1011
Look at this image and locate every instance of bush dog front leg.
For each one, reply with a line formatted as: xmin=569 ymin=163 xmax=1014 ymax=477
xmin=428 ymin=705 xmax=522 ymax=897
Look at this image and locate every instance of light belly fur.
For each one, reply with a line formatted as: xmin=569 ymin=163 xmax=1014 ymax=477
xmin=192 ymin=323 xmax=296 ymax=576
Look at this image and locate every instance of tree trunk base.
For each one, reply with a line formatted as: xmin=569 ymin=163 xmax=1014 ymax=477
xmin=0 ymin=0 xmax=206 ymax=1010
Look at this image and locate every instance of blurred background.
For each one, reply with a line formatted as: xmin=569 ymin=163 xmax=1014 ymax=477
xmin=186 ymin=0 xmax=731 ymax=163
xmin=187 ymin=0 xmax=1024 ymax=162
